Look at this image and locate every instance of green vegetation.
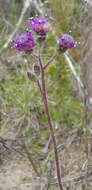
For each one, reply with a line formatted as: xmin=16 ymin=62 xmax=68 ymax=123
xmin=0 ymin=0 xmax=83 ymax=155
xmin=0 ymin=1 xmax=90 ymax=189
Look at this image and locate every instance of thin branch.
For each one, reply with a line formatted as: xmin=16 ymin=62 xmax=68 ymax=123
xmin=37 ymin=80 xmax=42 ymax=94
xmin=0 ymin=137 xmax=24 ymax=156
xmin=2 ymin=16 xmax=14 ymax=29
xmin=44 ymin=54 xmax=57 ymax=70
xmin=22 ymin=139 xmax=41 ymax=177
xmin=34 ymin=0 xmax=44 ymax=16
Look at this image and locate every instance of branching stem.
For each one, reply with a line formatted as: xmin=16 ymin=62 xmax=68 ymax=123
xmin=44 ymin=54 xmax=57 ymax=70
xmin=38 ymin=54 xmax=64 ymax=190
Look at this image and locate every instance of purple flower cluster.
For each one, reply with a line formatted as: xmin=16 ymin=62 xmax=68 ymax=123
xmin=13 ymin=33 xmax=36 ymax=52
xmin=13 ymin=17 xmax=77 ymax=53
xmin=58 ymin=34 xmax=77 ymax=53
xmin=29 ymin=17 xmax=50 ymax=35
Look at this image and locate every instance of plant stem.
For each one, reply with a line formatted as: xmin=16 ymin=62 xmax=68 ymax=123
xmin=22 ymin=139 xmax=41 ymax=177
xmin=38 ymin=56 xmax=64 ymax=190
xmin=43 ymin=54 xmax=57 ymax=70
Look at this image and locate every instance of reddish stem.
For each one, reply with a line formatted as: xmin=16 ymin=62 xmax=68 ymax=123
xmin=38 ymin=55 xmax=64 ymax=190
xmin=43 ymin=54 xmax=57 ymax=70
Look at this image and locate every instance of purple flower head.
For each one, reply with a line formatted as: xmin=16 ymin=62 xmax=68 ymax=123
xmin=13 ymin=33 xmax=36 ymax=52
xmin=58 ymin=34 xmax=77 ymax=53
xmin=29 ymin=17 xmax=51 ymax=35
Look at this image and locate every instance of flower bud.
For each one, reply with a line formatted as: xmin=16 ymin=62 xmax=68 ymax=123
xmin=33 ymin=62 xmax=40 ymax=76
xmin=34 ymin=62 xmax=40 ymax=71
xmin=27 ymin=71 xmax=36 ymax=81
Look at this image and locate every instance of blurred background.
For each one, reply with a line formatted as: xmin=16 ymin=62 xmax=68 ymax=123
xmin=0 ymin=0 xmax=92 ymax=190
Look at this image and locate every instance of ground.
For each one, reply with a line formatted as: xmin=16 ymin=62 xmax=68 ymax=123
xmin=0 ymin=130 xmax=92 ymax=190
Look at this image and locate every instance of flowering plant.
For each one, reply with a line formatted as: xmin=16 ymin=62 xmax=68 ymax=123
xmin=13 ymin=17 xmax=77 ymax=190
xmin=13 ymin=33 xmax=36 ymax=52
xmin=29 ymin=17 xmax=51 ymax=34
